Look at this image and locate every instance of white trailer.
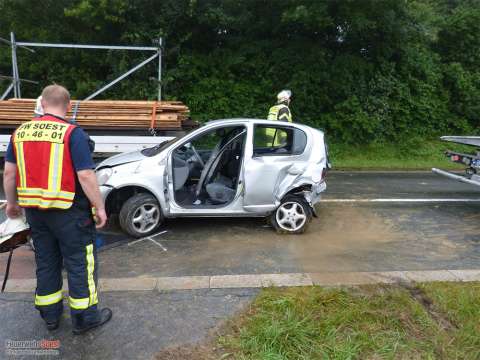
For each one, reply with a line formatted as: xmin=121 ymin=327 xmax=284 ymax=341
xmin=432 ymin=136 xmax=480 ymax=186
xmin=0 ymin=135 xmax=174 ymax=158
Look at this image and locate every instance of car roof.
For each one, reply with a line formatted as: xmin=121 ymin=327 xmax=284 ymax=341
xmin=205 ymin=118 xmax=323 ymax=134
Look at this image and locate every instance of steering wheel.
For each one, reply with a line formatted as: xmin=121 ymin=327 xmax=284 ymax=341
xmin=189 ymin=144 xmax=205 ymax=168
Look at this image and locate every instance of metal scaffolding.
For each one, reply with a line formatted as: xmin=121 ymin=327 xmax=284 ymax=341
xmin=0 ymin=32 xmax=163 ymax=101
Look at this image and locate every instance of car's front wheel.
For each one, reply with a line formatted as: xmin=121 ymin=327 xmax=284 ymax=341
xmin=271 ymin=195 xmax=312 ymax=234
xmin=119 ymin=193 xmax=163 ymax=238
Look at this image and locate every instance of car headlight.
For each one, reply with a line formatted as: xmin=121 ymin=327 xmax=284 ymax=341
xmin=96 ymin=167 xmax=113 ymax=186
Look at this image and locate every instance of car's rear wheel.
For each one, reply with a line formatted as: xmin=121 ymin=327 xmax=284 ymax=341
xmin=271 ymin=195 xmax=312 ymax=234
xmin=119 ymin=193 xmax=163 ymax=238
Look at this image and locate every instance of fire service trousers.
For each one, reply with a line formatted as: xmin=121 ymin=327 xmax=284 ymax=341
xmin=25 ymin=205 xmax=100 ymax=327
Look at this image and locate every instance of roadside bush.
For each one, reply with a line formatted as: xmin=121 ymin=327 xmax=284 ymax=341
xmin=1 ymin=0 xmax=480 ymax=145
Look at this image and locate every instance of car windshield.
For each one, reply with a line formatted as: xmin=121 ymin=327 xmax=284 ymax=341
xmin=141 ymin=127 xmax=206 ymax=157
xmin=141 ymin=137 xmax=181 ymax=157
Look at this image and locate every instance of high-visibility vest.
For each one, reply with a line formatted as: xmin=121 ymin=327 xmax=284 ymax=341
xmin=267 ymin=104 xmax=292 ymax=122
xmin=12 ymin=115 xmax=77 ymax=210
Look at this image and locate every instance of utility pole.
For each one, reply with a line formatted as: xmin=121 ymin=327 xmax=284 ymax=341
xmin=155 ymin=38 xmax=162 ymax=101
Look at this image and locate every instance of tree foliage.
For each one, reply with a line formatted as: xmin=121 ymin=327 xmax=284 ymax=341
xmin=1 ymin=0 xmax=480 ymax=144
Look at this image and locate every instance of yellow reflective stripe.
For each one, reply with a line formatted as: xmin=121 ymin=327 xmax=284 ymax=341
xmin=48 ymin=143 xmax=64 ymax=192
xmin=18 ymin=197 xmax=72 ymax=209
xmin=35 ymin=290 xmax=63 ymax=306
xmin=14 ymin=142 xmax=27 ymax=187
xmin=268 ymin=105 xmax=290 ymax=121
xmin=48 ymin=143 xmax=57 ymax=191
xmin=267 ymin=105 xmax=280 ymax=120
xmin=86 ymin=244 xmax=98 ymax=307
xmin=69 ymin=296 xmax=90 ymax=310
xmin=17 ymin=187 xmax=74 ymax=200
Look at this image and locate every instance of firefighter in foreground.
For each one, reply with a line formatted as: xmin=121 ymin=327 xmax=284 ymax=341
xmin=267 ymin=89 xmax=293 ymax=122
xmin=3 ymin=84 xmax=112 ymax=334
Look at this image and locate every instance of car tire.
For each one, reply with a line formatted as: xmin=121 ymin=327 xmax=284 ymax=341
xmin=271 ymin=195 xmax=312 ymax=234
xmin=119 ymin=193 xmax=163 ymax=238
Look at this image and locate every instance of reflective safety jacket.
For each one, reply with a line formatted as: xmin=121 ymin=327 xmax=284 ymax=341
xmin=267 ymin=103 xmax=292 ymax=122
xmin=12 ymin=115 xmax=77 ymax=209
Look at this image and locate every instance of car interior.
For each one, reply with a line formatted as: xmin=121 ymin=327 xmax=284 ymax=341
xmin=171 ymin=125 xmax=247 ymax=208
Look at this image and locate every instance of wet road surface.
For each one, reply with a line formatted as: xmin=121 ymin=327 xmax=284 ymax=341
xmin=326 ymin=171 xmax=480 ymax=199
xmin=0 ymin=288 xmax=257 ymax=360
xmin=2 ymin=171 xmax=480 ymax=359
xmin=2 ymin=171 xmax=480 ymax=279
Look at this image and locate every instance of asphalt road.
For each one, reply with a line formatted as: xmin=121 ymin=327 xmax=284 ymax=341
xmin=3 ymin=171 xmax=480 ymax=279
xmin=100 ymin=171 xmax=480 ymax=276
xmin=325 ymin=171 xmax=480 ymax=199
xmin=2 ymin=171 xmax=480 ymax=359
xmin=0 ymin=288 xmax=257 ymax=360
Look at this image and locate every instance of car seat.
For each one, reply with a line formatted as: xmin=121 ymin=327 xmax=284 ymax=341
xmin=206 ymin=175 xmax=235 ymax=204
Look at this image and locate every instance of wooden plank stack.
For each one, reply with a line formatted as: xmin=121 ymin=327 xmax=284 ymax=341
xmin=0 ymin=98 xmax=191 ymax=131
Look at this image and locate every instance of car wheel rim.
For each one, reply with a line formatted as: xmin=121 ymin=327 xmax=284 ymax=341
xmin=276 ymin=201 xmax=307 ymax=232
xmin=132 ymin=203 xmax=160 ymax=234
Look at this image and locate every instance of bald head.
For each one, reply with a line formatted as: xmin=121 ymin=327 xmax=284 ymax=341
xmin=40 ymin=84 xmax=71 ymax=117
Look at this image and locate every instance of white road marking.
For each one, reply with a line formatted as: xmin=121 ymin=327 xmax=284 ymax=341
xmin=149 ymin=230 xmax=168 ymax=239
xmin=127 ymin=238 xmax=144 ymax=246
xmin=147 ymin=237 xmax=167 ymax=251
xmin=128 ymin=230 xmax=168 ymax=251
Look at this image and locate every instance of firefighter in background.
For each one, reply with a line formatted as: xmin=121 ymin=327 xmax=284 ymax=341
xmin=265 ymin=90 xmax=293 ymax=146
xmin=3 ymin=84 xmax=112 ymax=334
xmin=267 ymin=90 xmax=292 ymax=122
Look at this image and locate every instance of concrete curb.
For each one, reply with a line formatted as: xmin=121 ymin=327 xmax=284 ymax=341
xmin=3 ymin=270 xmax=480 ymax=293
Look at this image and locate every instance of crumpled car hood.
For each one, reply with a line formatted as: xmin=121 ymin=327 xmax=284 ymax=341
xmin=97 ymin=150 xmax=145 ymax=168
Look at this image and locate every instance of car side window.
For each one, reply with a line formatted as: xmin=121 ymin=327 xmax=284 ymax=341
xmin=253 ymin=125 xmax=307 ymax=157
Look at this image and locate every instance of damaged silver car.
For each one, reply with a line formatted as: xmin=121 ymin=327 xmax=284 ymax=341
xmin=96 ymin=119 xmax=329 ymax=237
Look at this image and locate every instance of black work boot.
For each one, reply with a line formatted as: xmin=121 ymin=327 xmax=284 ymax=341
xmin=72 ymin=308 xmax=112 ymax=335
xmin=40 ymin=308 xmax=62 ymax=331
xmin=46 ymin=319 xmax=60 ymax=331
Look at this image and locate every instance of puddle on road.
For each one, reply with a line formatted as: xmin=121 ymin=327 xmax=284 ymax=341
xmin=288 ymin=204 xmax=406 ymax=272
xmin=164 ymin=219 xmax=296 ymax=274
xmin=289 ymin=204 xmax=478 ymax=273
xmin=99 ymin=204 xmax=480 ymax=277
xmin=181 ymin=209 xmax=407 ymax=274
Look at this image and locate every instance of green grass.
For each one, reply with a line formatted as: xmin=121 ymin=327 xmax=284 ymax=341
xmin=420 ymin=282 xmax=480 ymax=359
xmin=330 ymin=140 xmax=474 ymax=170
xmin=219 ymin=283 xmax=480 ymax=359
